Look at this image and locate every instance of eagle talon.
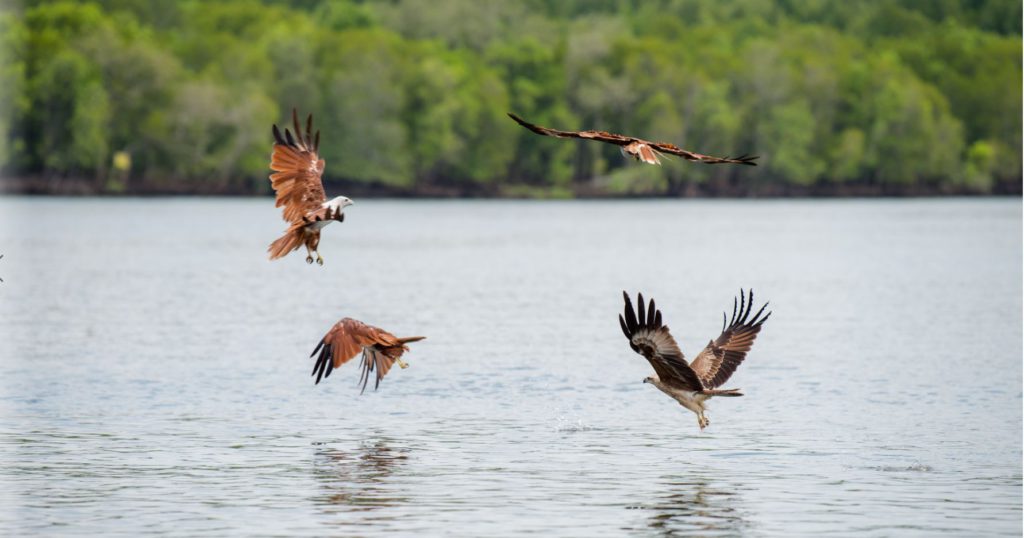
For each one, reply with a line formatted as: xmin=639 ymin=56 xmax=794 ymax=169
xmin=316 ymin=255 xmax=323 ymax=266
xmin=397 ymin=358 xmax=409 ymax=369
xmin=306 ymin=255 xmax=313 ymax=264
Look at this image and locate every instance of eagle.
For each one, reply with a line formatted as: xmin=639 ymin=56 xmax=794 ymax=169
xmin=267 ymin=109 xmax=353 ymax=265
xmin=508 ymin=112 xmax=758 ymax=166
xmin=619 ymin=290 xmax=770 ymax=430
xmin=310 ymin=317 xmax=426 ymax=393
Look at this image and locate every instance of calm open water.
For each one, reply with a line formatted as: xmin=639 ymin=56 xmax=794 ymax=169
xmin=0 ymin=197 xmax=1020 ymax=536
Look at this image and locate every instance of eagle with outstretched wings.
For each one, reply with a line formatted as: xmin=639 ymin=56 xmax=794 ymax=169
xmin=310 ymin=318 xmax=425 ymax=393
xmin=267 ymin=109 xmax=353 ymax=265
xmin=619 ymin=290 xmax=770 ymax=430
xmin=508 ymin=112 xmax=758 ymax=166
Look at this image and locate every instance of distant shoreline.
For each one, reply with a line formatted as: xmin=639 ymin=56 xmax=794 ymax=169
xmin=1 ymin=175 xmax=1020 ymax=198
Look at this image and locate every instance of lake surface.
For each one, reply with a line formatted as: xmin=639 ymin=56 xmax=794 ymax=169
xmin=0 ymin=197 xmax=1020 ymax=536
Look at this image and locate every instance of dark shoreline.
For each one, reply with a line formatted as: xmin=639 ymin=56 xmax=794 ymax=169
xmin=2 ymin=175 xmax=1020 ymax=198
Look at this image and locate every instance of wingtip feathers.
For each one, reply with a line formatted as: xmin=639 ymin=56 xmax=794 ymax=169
xmin=723 ymin=288 xmax=772 ymax=329
xmin=637 ymin=293 xmax=646 ymax=327
xmin=272 ymin=109 xmax=320 ymax=155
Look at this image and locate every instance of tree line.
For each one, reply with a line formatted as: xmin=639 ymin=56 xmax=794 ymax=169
xmin=1 ymin=0 xmax=1020 ymax=196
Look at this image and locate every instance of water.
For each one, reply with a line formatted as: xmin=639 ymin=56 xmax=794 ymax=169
xmin=0 ymin=197 xmax=1020 ymax=536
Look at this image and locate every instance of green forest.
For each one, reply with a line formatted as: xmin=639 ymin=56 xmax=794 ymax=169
xmin=1 ymin=0 xmax=1021 ymax=196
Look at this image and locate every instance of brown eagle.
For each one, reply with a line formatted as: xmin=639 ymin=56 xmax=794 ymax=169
xmin=267 ymin=109 xmax=352 ymax=265
xmin=619 ymin=290 xmax=770 ymax=430
xmin=311 ymin=318 xmax=425 ymax=393
xmin=508 ymin=112 xmax=758 ymax=166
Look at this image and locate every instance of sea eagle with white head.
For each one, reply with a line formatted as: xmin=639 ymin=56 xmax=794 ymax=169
xmin=619 ymin=290 xmax=770 ymax=430
xmin=267 ymin=109 xmax=353 ymax=265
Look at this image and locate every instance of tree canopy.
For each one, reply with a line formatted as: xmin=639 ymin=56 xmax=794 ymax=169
xmin=2 ymin=0 xmax=1020 ymax=195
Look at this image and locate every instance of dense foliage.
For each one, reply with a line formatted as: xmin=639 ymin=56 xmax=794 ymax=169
xmin=2 ymin=0 xmax=1020 ymax=195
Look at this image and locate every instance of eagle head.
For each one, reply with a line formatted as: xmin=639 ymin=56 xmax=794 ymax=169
xmin=328 ymin=196 xmax=353 ymax=209
xmin=323 ymin=196 xmax=354 ymax=220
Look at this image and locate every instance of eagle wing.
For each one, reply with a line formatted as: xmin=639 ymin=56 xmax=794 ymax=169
xmin=310 ymin=318 xmax=423 ymax=392
xmin=647 ymin=141 xmax=758 ymax=166
xmin=269 ymin=109 xmax=327 ymax=224
xmin=689 ymin=289 xmax=771 ymax=388
xmin=507 ymin=112 xmax=758 ymax=166
xmin=507 ymin=112 xmax=633 ymax=144
xmin=619 ymin=291 xmax=704 ymax=392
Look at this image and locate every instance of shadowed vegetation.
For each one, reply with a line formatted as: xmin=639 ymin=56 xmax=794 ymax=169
xmin=1 ymin=0 xmax=1020 ymax=196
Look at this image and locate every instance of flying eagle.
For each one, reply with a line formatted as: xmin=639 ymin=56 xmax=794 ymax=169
xmin=267 ymin=109 xmax=353 ymax=265
xmin=619 ymin=290 xmax=770 ymax=430
xmin=508 ymin=112 xmax=758 ymax=166
xmin=310 ymin=317 xmax=426 ymax=393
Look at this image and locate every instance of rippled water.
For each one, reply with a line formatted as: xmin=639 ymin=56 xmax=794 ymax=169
xmin=1 ymin=197 xmax=1020 ymax=536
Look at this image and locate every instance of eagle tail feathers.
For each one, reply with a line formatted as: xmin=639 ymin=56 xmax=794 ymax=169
xmin=397 ymin=336 xmax=426 ymax=344
xmin=268 ymin=226 xmax=305 ymax=260
xmin=640 ymin=145 xmax=661 ymax=165
xmin=707 ymin=388 xmax=743 ymax=397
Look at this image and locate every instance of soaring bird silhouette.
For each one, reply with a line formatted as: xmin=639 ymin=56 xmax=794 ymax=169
xmin=508 ymin=112 xmax=757 ymax=166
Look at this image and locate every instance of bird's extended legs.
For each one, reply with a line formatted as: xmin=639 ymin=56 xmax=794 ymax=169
xmin=396 ymin=358 xmax=409 ymax=369
xmin=698 ymin=413 xmax=710 ymax=430
xmin=303 ymin=246 xmax=323 ymax=265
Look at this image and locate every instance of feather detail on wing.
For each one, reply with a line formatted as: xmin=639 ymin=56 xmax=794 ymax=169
xmin=507 ymin=112 xmax=632 ymax=143
xmin=619 ymin=291 xmax=704 ymax=392
xmin=648 ymin=142 xmax=758 ymax=165
xmin=689 ymin=289 xmax=771 ymax=388
xmin=302 ymin=202 xmax=344 ymax=225
xmin=269 ymin=109 xmax=327 ymax=223
xmin=508 ymin=112 xmax=757 ymax=166
xmin=310 ymin=318 xmax=425 ymax=392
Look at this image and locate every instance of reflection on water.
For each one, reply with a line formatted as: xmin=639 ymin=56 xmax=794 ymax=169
xmin=0 ymin=198 xmax=1020 ymax=536
xmin=639 ymin=479 xmax=746 ymax=537
xmin=313 ymin=437 xmax=409 ymax=511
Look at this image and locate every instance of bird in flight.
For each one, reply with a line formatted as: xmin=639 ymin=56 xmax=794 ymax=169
xmin=508 ymin=112 xmax=758 ymax=166
xmin=310 ymin=317 xmax=426 ymax=393
xmin=619 ymin=290 xmax=770 ymax=430
xmin=267 ymin=109 xmax=353 ymax=265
